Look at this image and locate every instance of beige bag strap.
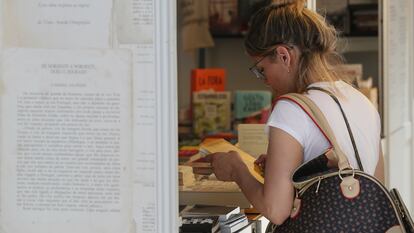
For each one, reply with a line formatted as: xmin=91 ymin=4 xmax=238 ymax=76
xmin=278 ymin=93 xmax=352 ymax=170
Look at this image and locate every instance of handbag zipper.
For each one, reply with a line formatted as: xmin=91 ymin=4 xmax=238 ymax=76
xmin=315 ymin=176 xmax=322 ymax=194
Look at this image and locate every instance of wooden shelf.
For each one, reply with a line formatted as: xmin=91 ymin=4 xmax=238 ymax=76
xmin=337 ymin=36 xmax=379 ymax=53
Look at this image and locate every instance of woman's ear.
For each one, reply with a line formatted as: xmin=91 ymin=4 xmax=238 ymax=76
xmin=275 ymin=46 xmax=291 ymax=66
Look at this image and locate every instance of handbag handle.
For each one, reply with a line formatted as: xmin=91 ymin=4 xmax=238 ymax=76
xmin=277 ymin=93 xmax=352 ymax=171
xmin=306 ymin=86 xmax=364 ymax=171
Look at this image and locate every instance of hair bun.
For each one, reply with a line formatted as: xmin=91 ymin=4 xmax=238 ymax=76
xmin=270 ymin=0 xmax=294 ymax=6
xmin=270 ymin=0 xmax=306 ymax=9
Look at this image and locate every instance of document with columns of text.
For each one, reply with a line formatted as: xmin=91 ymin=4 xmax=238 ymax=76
xmin=0 ymin=48 xmax=134 ymax=233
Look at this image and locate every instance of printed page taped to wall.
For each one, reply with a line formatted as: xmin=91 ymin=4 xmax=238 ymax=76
xmin=200 ymin=139 xmax=264 ymax=183
xmin=116 ymin=0 xmax=154 ymax=44
xmin=0 ymin=48 xmax=133 ymax=233
xmin=2 ymin=0 xmax=112 ymax=48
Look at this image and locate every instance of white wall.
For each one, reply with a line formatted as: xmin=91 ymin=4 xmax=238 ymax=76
xmin=410 ymin=0 xmax=414 ymax=213
xmin=382 ymin=0 xmax=413 ymax=213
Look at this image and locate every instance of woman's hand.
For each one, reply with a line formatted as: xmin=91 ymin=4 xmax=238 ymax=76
xmin=205 ymin=151 xmax=247 ymax=182
xmin=255 ymin=154 xmax=267 ymax=173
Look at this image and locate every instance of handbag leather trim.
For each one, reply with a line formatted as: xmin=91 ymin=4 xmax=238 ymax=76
xmin=290 ymin=198 xmax=302 ymax=219
xmin=340 ymin=176 xmax=360 ymax=199
xmin=386 ymin=225 xmax=403 ymax=233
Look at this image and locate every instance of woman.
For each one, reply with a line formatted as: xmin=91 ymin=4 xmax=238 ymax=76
xmin=206 ymin=0 xmax=384 ymax=225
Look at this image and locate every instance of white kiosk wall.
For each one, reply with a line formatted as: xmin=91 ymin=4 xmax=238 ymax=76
xmin=382 ymin=0 xmax=414 ymax=212
xmin=0 ymin=0 xmax=178 ymax=232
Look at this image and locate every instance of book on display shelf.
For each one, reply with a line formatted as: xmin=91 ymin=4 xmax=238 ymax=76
xmin=234 ymin=90 xmax=272 ymax=125
xmin=192 ymin=91 xmax=231 ymax=137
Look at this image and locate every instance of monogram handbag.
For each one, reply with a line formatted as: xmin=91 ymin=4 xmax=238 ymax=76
xmin=266 ymin=88 xmax=414 ymax=233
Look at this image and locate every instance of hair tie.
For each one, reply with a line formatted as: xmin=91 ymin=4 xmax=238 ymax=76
xmin=270 ymin=0 xmax=293 ymax=7
xmin=270 ymin=0 xmax=306 ymax=10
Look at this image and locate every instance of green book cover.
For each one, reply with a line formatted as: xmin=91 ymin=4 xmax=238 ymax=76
xmin=193 ymin=91 xmax=231 ymax=137
xmin=234 ymin=91 xmax=272 ymax=120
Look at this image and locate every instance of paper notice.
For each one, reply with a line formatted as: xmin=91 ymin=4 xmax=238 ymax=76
xmin=0 ymin=48 xmax=132 ymax=233
xmin=116 ymin=0 xmax=154 ymax=44
xmin=119 ymin=44 xmax=157 ymax=233
xmin=3 ymin=0 xmax=113 ymax=48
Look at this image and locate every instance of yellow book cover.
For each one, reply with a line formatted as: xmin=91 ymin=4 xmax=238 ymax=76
xmin=200 ymin=139 xmax=264 ymax=184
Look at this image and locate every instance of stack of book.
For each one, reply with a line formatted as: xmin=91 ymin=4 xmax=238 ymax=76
xmin=179 ymin=179 xmax=250 ymax=208
xmin=219 ymin=213 xmax=249 ymax=233
xmin=180 ymin=215 xmax=220 ymax=233
xmin=178 ymin=165 xmax=196 ymax=187
xmin=180 ymin=205 xmax=250 ymax=233
xmin=180 ymin=205 xmax=240 ymax=221
xmin=179 ymin=146 xmax=199 ymax=164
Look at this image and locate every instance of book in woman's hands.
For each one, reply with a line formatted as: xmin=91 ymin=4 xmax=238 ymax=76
xmin=199 ymin=139 xmax=264 ymax=184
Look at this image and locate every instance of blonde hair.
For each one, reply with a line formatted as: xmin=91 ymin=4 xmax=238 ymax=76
xmin=244 ymin=0 xmax=344 ymax=93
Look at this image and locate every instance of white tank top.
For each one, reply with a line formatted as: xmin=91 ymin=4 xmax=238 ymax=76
xmin=266 ymin=81 xmax=381 ymax=175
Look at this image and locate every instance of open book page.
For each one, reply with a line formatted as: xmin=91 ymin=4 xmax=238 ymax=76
xmin=0 ymin=49 xmax=133 ymax=233
xmin=2 ymin=0 xmax=112 ymax=48
xmin=116 ymin=0 xmax=154 ymax=44
xmin=200 ymin=139 xmax=264 ymax=184
xmin=119 ymin=43 xmax=157 ymax=232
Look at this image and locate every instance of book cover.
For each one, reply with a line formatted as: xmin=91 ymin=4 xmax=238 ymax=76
xmin=180 ymin=215 xmax=220 ymax=233
xmin=234 ymin=91 xmax=272 ymax=124
xmin=191 ymin=68 xmax=226 ymax=92
xmin=199 ymin=139 xmax=264 ymax=184
xmin=193 ymin=91 xmax=231 ymax=137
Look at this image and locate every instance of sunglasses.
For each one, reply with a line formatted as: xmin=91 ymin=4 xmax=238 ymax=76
xmin=248 ymin=44 xmax=294 ymax=80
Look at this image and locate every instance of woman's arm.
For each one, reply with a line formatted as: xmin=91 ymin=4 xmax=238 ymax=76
xmin=233 ymin=127 xmax=303 ymax=225
xmin=374 ymin=145 xmax=385 ymax=184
